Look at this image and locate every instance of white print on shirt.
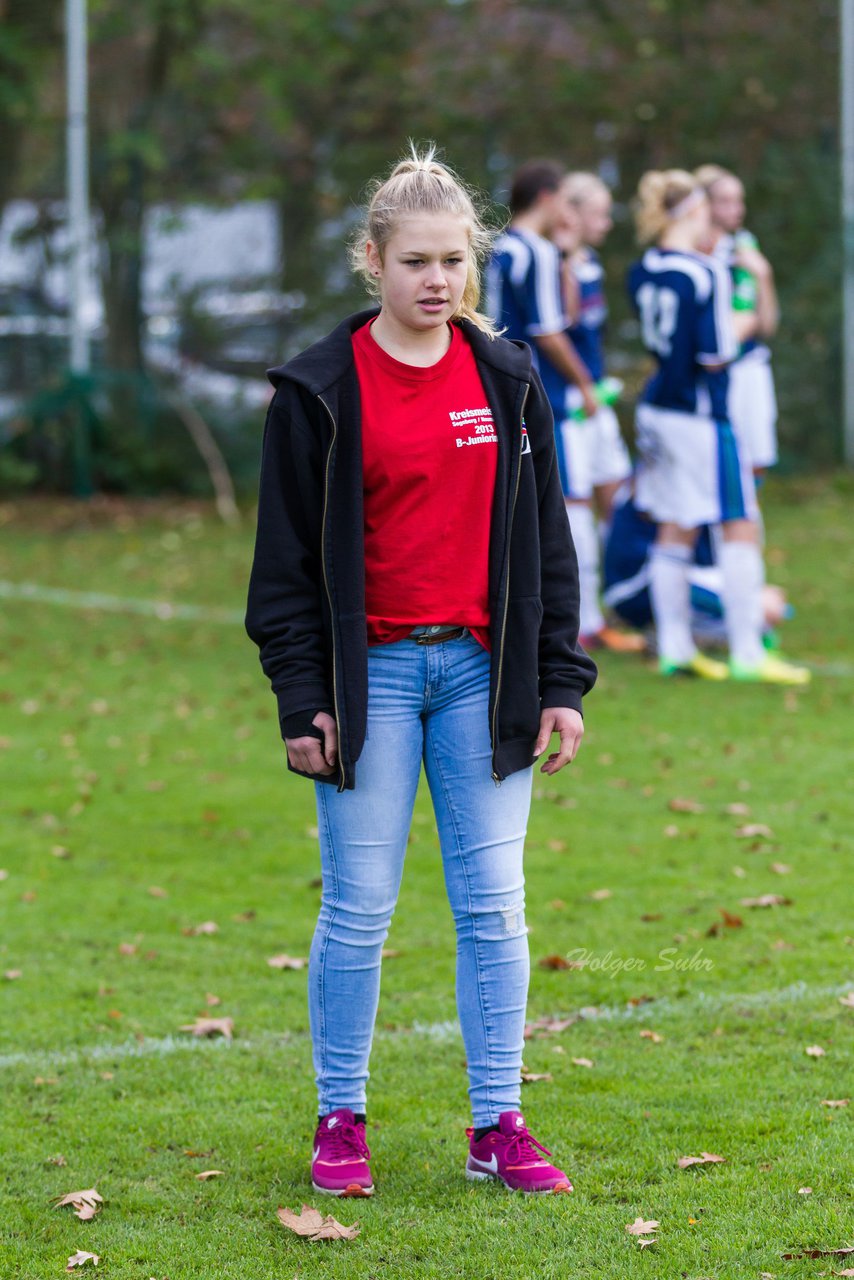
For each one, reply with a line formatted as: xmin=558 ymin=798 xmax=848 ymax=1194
xmin=449 ymin=405 xmax=498 ymax=449
xmin=521 ymin=426 xmax=531 ymax=455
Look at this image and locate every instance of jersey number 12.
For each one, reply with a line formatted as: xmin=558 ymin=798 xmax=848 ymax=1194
xmin=637 ymin=283 xmax=679 ymax=357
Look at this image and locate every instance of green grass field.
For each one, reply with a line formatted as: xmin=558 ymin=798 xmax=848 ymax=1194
xmin=1 ymin=477 xmax=852 ymax=1279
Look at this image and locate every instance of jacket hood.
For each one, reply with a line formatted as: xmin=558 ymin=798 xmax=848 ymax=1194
xmin=266 ymin=308 xmax=534 ymax=395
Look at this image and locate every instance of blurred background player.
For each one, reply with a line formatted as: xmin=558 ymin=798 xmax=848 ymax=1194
xmin=626 ymin=169 xmax=809 ymax=684
xmin=695 ymin=164 xmax=780 ymax=476
xmin=602 ymin=480 xmax=792 ymax=650
xmin=487 ymin=162 xmax=621 ymax=652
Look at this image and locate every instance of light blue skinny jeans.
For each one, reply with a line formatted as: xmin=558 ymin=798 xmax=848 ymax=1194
xmin=309 ymin=629 xmax=533 ymax=1128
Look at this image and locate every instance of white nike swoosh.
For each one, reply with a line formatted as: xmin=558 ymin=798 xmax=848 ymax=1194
xmin=469 ymin=1154 xmax=499 ymax=1173
xmin=312 ymin=1146 xmax=320 ymax=1161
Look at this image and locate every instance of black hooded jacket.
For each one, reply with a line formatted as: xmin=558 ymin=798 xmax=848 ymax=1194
xmin=245 ymin=308 xmax=597 ymax=790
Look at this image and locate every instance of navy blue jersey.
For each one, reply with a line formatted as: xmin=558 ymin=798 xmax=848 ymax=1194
xmin=486 ymin=227 xmax=568 ymax=416
xmin=567 ymin=248 xmax=606 ymax=382
xmin=627 ymin=247 xmax=737 ymax=419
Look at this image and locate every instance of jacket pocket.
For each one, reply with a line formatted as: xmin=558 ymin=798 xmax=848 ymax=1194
xmin=498 ymin=594 xmax=543 ymax=742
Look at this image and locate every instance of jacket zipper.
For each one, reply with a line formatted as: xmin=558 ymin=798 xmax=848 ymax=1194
xmin=491 ymin=383 xmax=529 ymax=784
xmin=317 ymin=394 xmax=346 ymax=792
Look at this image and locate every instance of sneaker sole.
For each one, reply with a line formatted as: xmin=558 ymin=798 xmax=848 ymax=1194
xmin=312 ymin=1180 xmax=373 ymax=1198
xmin=465 ymin=1167 xmax=573 ymax=1194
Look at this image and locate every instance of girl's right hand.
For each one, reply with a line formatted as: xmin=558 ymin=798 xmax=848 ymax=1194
xmin=286 ymin=712 xmax=338 ymax=776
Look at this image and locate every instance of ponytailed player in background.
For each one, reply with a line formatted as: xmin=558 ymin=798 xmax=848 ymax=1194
xmin=695 ymin=164 xmax=780 ymax=476
xmin=626 ymin=169 xmax=809 ymax=684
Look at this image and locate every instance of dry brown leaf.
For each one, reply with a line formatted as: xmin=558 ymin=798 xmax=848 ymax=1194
xmin=571 ymin=1057 xmax=594 ymax=1068
xmin=148 ymin=885 xmax=168 ymax=898
xmin=51 ymin=845 xmax=72 ymax=859
xmin=663 ymin=824 xmax=680 ymax=838
xmin=267 ymin=953 xmax=308 ymax=970
xmin=524 ymin=1015 xmax=578 ymax=1037
xmin=277 ymin=1204 xmax=360 ymax=1241
xmin=117 ymin=943 xmax=137 ymax=956
xmin=732 ymin=865 xmax=747 ymax=878
xmin=627 ymin=994 xmax=655 ymax=1007
xmin=724 ymin=802 xmax=751 ymax=816
xmin=833 ymin=1270 xmax=854 ymax=1276
xmin=183 ymin=921 xmax=218 ymax=936
xmin=195 ymin=1170 xmax=225 ymax=1180
xmin=66 ymin=1251 xmax=99 ymax=1270
xmin=770 ymin=862 xmax=792 ymax=875
xmin=638 ymin=1237 xmax=657 ymax=1249
xmin=589 ymin=888 xmax=612 ymax=900
xmin=839 ymin=992 xmax=854 ymax=1008
xmin=521 ymin=1069 xmax=553 ymax=1083
xmin=740 ymin=894 xmax=792 ymax=908
xmin=820 ymin=1099 xmax=850 ymax=1107
xmin=668 ymin=797 xmax=704 ymax=813
xmin=798 ymin=1186 xmax=812 ymax=1195
xmin=707 ymin=908 xmax=744 ymax=936
xmin=677 ymin=1152 xmax=726 ymax=1168
xmin=233 ymin=909 xmax=256 ymax=923
xmin=781 ymin=1248 xmax=854 ymax=1260
xmin=735 ymin=823 xmax=773 ymax=838
xmin=179 ymin=1016 xmax=233 ymax=1040
xmin=381 ymin=948 xmax=401 ymax=959
xmin=538 ymin=954 xmax=570 ymax=970
xmin=639 ymin=1030 xmax=664 ymax=1043
xmin=4 ymin=969 xmax=22 ymax=980
xmin=205 ymin=992 xmax=221 ymax=1006
xmin=640 ymin=912 xmax=662 ymax=922
xmin=626 ymin=1216 xmax=660 ymax=1234
xmin=805 ymin=1044 xmax=826 ymax=1057
xmin=53 ymin=1189 xmax=104 ymax=1220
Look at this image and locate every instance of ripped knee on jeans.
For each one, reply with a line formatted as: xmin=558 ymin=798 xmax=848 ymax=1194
xmin=470 ymin=901 xmax=528 ymax=940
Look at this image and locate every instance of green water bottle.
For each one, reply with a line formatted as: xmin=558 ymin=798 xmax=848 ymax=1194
xmin=569 ymin=376 xmax=623 ymax=421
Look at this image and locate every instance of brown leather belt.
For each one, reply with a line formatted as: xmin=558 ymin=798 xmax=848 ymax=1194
xmin=410 ymin=625 xmax=467 ymax=645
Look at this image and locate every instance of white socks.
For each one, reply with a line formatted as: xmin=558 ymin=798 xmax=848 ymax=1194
xmin=719 ymin=540 xmax=765 ymax=668
xmin=649 ymin=543 xmax=694 ymax=663
xmin=565 ymin=502 xmax=604 ymax=637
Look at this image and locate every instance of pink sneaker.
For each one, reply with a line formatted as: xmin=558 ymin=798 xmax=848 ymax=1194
xmin=465 ymin=1111 xmax=573 ymax=1194
xmin=310 ymin=1108 xmax=373 ymax=1198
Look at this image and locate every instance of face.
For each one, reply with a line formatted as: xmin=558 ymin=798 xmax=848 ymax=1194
xmin=708 ymin=175 xmax=745 ymax=234
xmin=551 ymin=194 xmax=582 ymax=253
xmin=684 ymin=194 xmax=712 ymax=249
xmin=577 ymin=188 xmax=613 ymax=247
xmin=367 ymin=214 xmax=470 ymax=334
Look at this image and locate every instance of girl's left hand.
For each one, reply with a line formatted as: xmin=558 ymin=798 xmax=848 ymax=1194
xmin=533 ymin=708 xmax=584 ymax=775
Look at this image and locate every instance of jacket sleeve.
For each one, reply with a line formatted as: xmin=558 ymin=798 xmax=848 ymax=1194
xmin=244 ymin=388 xmax=333 ymax=736
xmin=526 ymin=368 xmax=598 ymax=714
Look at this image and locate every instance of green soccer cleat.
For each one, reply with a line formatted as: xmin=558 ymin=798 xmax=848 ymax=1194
xmin=658 ymin=653 xmax=729 ymax=681
xmin=730 ymin=655 xmax=812 ymax=685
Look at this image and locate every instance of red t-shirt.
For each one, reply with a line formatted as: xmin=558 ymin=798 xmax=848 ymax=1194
xmin=351 ymin=319 xmax=497 ymax=650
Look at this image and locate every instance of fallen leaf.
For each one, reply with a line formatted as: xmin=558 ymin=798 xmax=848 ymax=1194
xmin=381 ymin=948 xmax=401 ymax=959
xmin=117 ymin=943 xmax=137 ymax=956
xmin=638 ymin=1237 xmax=657 ymax=1249
xmin=51 ymin=845 xmax=72 ymax=858
xmin=626 ymin=1216 xmax=660 ymax=1235
xmin=639 ymin=1030 xmax=664 ymax=1043
xmin=538 ymin=954 xmax=570 ymax=970
xmin=677 ymin=1152 xmax=726 ymax=1168
xmin=839 ymin=992 xmax=854 ymax=1009
xmin=724 ymin=802 xmax=751 ymax=816
xmin=277 ymin=1204 xmax=360 ymax=1241
xmin=805 ymin=1044 xmax=826 ymax=1057
xmin=179 ymin=1017 xmax=233 ymax=1040
xmin=770 ymin=862 xmax=791 ymax=875
xmin=4 ymin=969 xmax=22 ymax=980
xmin=627 ymin=994 xmax=655 ymax=1007
xmin=640 ymin=912 xmax=662 ymax=922
xmin=707 ymin=908 xmax=743 ymax=936
xmin=571 ymin=1057 xmax=594 ymax=1068
xmin=740 ymin=894 xmax=792 ymax=908
xmin=781 ymin=1248 xmax=854 ymax=1260
xmin=233 ymin=909 xmax=256 ymax=923
xmin=66 ymin=1251 xmax=99 ymax=1270
xmin=663 ymin=824 xmax=680 ymax=838
xmin=54 ymin=1189 xmax=104 ymax=1220
xmin=521 ymin=1069 xmax=553 ymax=1083
xmin=205 ymin=992 xmax=221 ymax=1006
xmin=589 ymin=888 xmax=612 ymax=900
xmin=267 ymin=954 xmax=308 ymax=970
xmin=148 ymin=886 xmax=168 ymax=898
xmin=524 ymin=1015 xmax=578 ymax=1037
xmin=732 ymin=865 xmax=747 ymax=878
xmin=668 ymin=797 xmax=704 ymax=813
xmin=834 ymin=1270 xmax=854 ymax=1277
xmin=798 ymin=1186 xmax=812 ymax=1195
xmin=183 ymin=921 xmax=218 ymax=936
xmin=820 ymin=1099 xmax=850 ymax=1107
xmin=736 ymin=823 xmax=773 ymax=838
xmin=196 ymin=1170 xmax=225 ymax=1180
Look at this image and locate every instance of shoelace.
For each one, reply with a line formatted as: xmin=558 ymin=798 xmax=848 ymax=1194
xmin=504 ymin=1125 xmax=553 ymax=1166
xmin=321 ymin=1121 xmax=370 ymax=1162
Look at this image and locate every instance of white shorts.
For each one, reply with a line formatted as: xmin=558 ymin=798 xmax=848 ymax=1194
xmin=728 ymin=348 xmax=778 ymax=469
xmin=634 ymin=402 xmax=758 ymax=529
xmin=557 ymin=398 xmax=632 ymax=501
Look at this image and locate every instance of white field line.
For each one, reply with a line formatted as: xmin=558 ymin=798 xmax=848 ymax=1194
xmin=0 ymin=579 xmax=243 ymax=625
xmin=1 ymin=981 xmax=850 ymax=1073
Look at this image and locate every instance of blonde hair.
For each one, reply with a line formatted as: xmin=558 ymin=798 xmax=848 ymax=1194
xmin=350 ymin=143 xmax=498 ymax=337
xmin=634 ymin=169 xmax=703 ymax=244
xmin=694 ymin=163 xmax=737 ymax=195
xmin=564 ymin=171 xmax=611 ymax=208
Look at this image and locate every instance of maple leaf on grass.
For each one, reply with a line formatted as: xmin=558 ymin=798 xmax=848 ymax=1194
xmin=521 ymin=1068 xmax=553 ymax=1083
xmin=677 ymin=1152 xmax=726 ymax=1168
xmin=196 ymin=1170 xmax=225 ymax=1180
xmin=66 ymin=1251 xmax=99 ymax=1270
xmin=626 ymin=1216 xmax=660 ymax=1235
xmin=53 ymin=1189 xmax=104 ymax=1220
xmin=267 ymin=953 xmax=308 ymax=970
xmin=277 ymin=1204 xmax=360 ymax=1242
xmin=639 ymin=1029 xmax=664 ymax=1043
xmin=179 ymin=1016 xmax=233 ymax=1040
xmin=740 ymin=894 xmax=792 ymax=908
xmin=668 ymin=797 xmax=705 ymax=813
